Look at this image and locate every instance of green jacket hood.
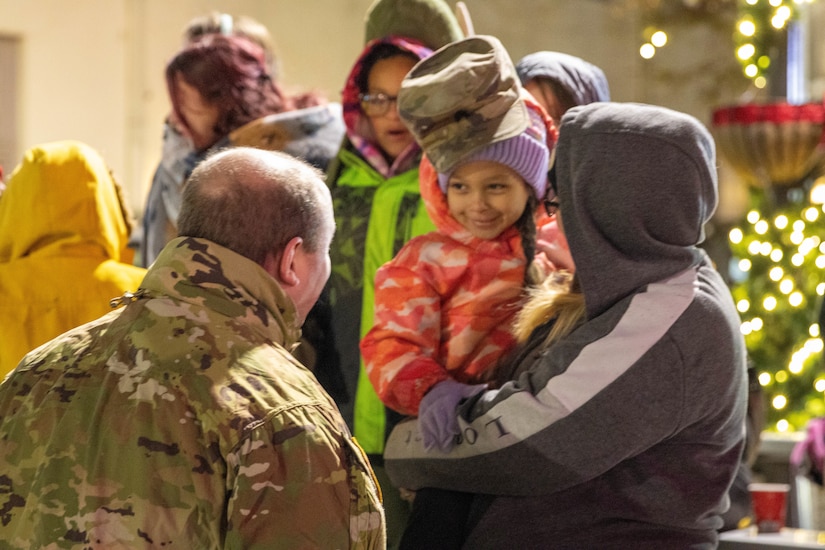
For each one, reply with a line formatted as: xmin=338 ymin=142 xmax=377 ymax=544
xmin=364 ymin=0 xmax=464 ymax=50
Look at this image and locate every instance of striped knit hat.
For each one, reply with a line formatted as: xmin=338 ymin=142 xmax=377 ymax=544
xmin=437 ymin=106 xmax=549 ymax=199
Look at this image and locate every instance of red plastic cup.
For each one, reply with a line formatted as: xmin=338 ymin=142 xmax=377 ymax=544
xmin=749 ymin=483 xmax=790 ymax=533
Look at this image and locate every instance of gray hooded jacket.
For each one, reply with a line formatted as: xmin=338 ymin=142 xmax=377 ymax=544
xmin=384 ymin=103 xmax=747 ymax=549
xmin=516 ymin=50 xmax=610 ymax=105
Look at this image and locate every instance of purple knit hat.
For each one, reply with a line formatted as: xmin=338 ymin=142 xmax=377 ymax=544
xmin=437 ymin=106 xmax=549 ymax=198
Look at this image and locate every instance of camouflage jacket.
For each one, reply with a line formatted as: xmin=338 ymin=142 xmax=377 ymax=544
xmin=0 ymin=237 xmax=385 ymax=549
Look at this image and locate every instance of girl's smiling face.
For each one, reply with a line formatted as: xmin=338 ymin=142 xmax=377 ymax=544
xmin=446 ymin=160 xmax=531 ymax=240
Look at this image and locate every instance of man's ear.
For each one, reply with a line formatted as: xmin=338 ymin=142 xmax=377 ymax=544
xmin=274 ymin=236 xmax=303 ymax=288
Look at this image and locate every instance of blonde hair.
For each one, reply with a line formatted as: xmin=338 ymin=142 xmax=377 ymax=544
xmin=512 ymin=270 xmax=585 ymax=347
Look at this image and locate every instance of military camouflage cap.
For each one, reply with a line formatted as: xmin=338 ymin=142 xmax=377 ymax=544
xmin=398 ymin=34 xmax=530 ymax=173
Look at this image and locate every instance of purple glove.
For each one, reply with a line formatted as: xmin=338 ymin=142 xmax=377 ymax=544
xmin=418 ymin=379 xmax=487 ymax=452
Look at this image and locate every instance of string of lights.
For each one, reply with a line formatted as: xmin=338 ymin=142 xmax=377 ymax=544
xmin=728 ymin=194 xmax=825 ymax=432
xmin=734 ymin=0 xmax=817 ymax=88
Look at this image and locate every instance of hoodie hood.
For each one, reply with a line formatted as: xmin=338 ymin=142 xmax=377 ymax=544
xmin=516 ymin=51 xmax=610 ymax=106
xmin=364 ymin=0 xmax=464 ymax=50
xmin=555 ymin=102 xmax=717 ymax=319
xmin=0 ymin=140 xmax=135 ymax=264
xmin=342 ymin=36 xmax=432 ymax=176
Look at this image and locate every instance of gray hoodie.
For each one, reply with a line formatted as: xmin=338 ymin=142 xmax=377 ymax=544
xmin=516 ymin=50 xmax=610 ymax=106
xmin=384 ymin=103 xmax=747 ymax=549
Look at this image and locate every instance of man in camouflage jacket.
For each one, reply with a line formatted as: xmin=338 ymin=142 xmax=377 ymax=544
xmin=0 ymin=148 xmax=385 ymax=549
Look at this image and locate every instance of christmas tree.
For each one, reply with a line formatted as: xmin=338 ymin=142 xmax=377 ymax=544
xmin=727 ymin=180 xmax=825 ymax=433
xmin=716 ymin=0 xmax=824 ymax=433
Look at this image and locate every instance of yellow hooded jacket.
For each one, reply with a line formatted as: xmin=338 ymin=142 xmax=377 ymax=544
xmin=0 ymin=141 xmax=146 ymax=377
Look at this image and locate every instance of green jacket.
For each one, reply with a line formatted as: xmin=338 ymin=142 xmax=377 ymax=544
xmin=326 ymin=145 xmax=435 ymax=454
xmin=0 ymin=237 xmax=385 ymax=549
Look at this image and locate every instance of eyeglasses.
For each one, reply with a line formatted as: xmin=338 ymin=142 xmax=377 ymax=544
xmin=359 ymin=92 xmax=398 ymax=117
xmin=544 ymin=198 xmax=560 ymax=217
xmin=544 ymin=162 xmax=559 ymax=216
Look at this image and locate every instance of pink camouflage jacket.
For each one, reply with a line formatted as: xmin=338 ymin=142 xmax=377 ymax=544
xmin=360 ymin=155 xmax=532 ymax=416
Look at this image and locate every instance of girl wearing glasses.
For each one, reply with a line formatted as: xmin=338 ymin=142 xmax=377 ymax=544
xmin=321 ymin=37 xmax=437 ymax=439
xmin=322 ymin=36 xmax=434 ymax=434
xmin=317 ymin=6 xmax=464 ymax=545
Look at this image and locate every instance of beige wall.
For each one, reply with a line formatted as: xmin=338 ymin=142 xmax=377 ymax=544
xmin=0 ymin=0 xmax=379 ymax=214
xmin=0 ymin=0 xmax=768 ymax=217
xmin=0 ymin=1 xmax=128 ymax=190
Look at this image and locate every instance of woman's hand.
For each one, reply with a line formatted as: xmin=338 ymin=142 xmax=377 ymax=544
xmin=536 ymin=218 xmax=575 ymax=272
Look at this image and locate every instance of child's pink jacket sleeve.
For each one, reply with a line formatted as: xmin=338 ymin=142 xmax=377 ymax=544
xmin=360 ymin=251 xmax=450 ymax=416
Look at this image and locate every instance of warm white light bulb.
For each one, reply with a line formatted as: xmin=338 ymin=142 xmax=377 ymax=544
xmin=812 ymin=181 xmax=825 ymax=204
xmin=739 ymin=20 xmax=756 ymax=36
xmin=651 ymin=31 xmax=668 ymax=47
xmin=804 ymin=338 xmax=823 ymax=353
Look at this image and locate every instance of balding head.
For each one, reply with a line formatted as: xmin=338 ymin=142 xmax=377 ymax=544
xmin=178 ymin=147 xmax=334 ymax=265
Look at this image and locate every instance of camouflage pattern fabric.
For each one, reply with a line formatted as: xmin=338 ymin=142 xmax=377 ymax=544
xmin=0 ymin=237 xmax=385 ymax=549
xmin=398 ymin=35 xmax=530 ymax=174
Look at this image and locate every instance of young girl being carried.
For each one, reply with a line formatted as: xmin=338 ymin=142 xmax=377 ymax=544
xmin=359 ymin=35 xmax=559 ymax=547
xmin=361 ymin=33 xmax=559 ymax=448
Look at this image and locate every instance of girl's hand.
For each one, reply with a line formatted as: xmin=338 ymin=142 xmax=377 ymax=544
xmin=418 ymin=379 xmax=487 ymax=452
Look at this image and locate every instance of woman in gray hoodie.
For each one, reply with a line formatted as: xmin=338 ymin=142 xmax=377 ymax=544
xmin=384 ymin=102 xmax=748 ymax=549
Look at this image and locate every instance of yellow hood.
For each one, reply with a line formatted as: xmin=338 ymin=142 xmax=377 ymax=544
xmin=0 ymin=140 xmax=134 ymax=264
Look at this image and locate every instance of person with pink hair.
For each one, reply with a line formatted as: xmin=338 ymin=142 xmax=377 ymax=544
xmin=140 ymin=32 xmax=343 ymax=266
